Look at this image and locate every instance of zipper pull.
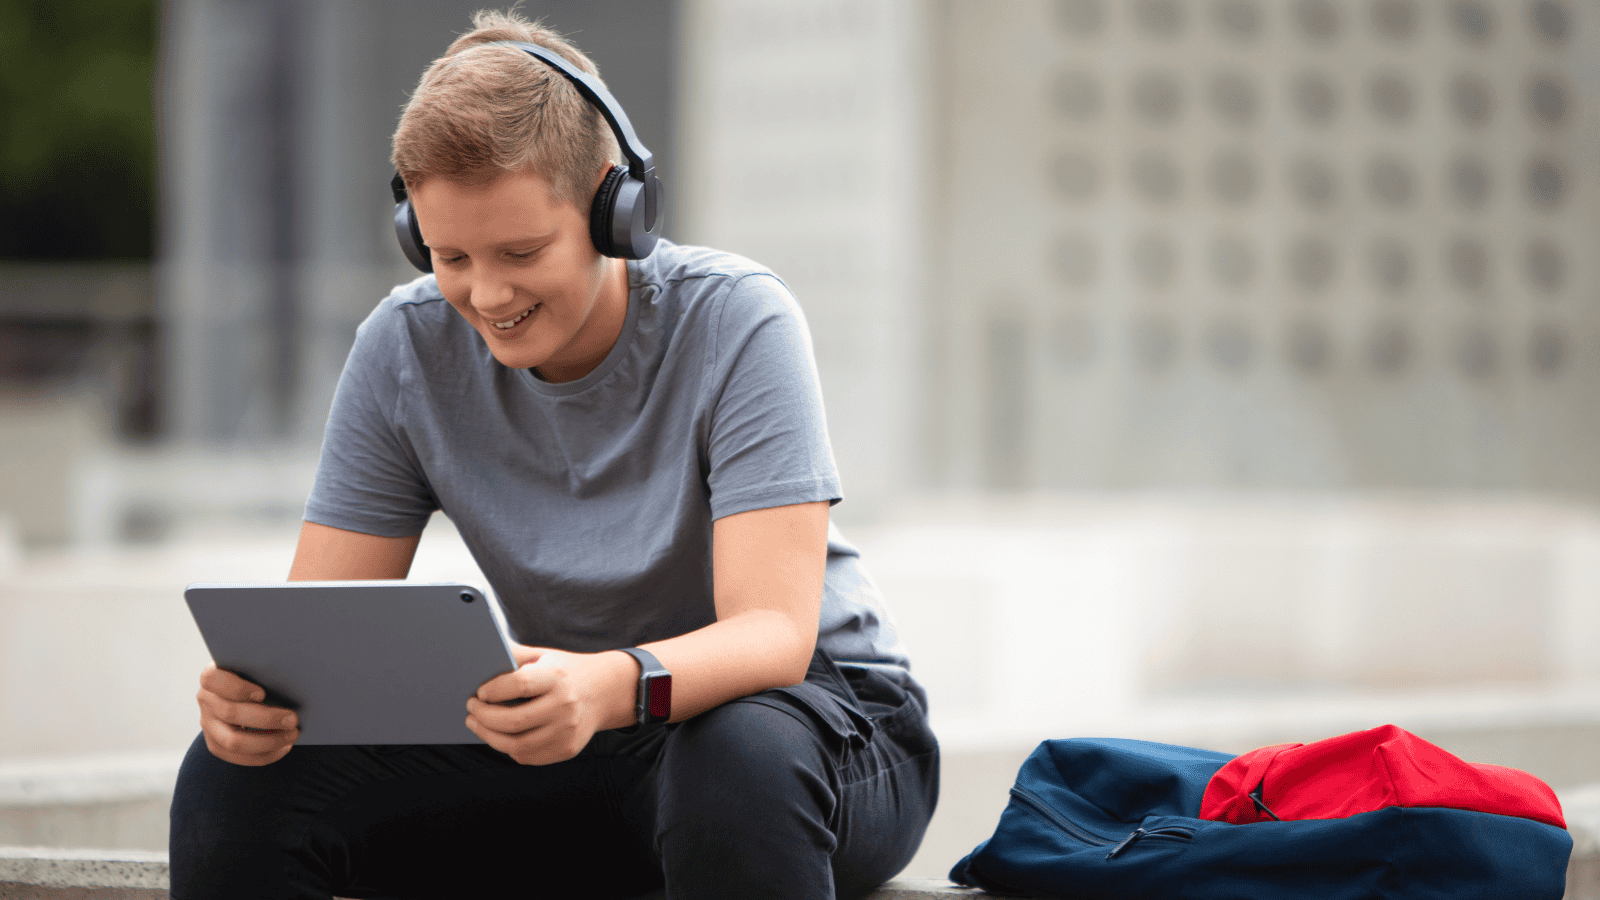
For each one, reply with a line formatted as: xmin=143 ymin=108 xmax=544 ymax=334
xmin=1106 ymin=828 xmax=1146 ymax=859
xmin=1249 ymin=783 xmax=1282 ymax=821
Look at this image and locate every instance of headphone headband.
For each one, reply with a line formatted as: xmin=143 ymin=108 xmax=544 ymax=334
xmin=490 ymin=41 xmax=655 ymax=183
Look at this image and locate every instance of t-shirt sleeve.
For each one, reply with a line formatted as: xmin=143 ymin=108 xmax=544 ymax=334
xmin=302 ymin=305 xmax=439 ymax=537
xmin=703 ymin=273 xmax=843 ymax=520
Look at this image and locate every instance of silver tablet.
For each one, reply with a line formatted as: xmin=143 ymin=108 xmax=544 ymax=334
xmin=184 ymin=581 xmax=518 ymax=745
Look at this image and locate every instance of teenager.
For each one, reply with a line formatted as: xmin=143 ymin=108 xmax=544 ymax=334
xmin=170 ymin=11 xmax=938 ymax=900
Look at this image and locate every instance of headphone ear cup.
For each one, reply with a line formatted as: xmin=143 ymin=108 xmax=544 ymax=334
xmin=613 ymin=174 xmax=662 ymax=260
xmin=589 ymin=166 xmax=629 ymax=257
xmin=394 ymin=197 xmax=433 ymax=273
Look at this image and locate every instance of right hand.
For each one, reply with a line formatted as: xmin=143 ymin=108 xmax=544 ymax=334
xmin=197 ymin=664 xmax=300 ymax=766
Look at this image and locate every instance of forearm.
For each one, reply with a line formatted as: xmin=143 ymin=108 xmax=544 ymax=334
xmin=480 ymin=502 xmax=828 ymax=747
xmin=593 ymin=608 xmax=817 ymax=730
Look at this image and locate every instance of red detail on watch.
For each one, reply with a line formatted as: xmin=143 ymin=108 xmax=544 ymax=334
xmin=647 ymin=675 xmax=672 ymax=721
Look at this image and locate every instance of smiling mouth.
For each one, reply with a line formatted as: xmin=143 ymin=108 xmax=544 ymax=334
xmin=493 ymin=306 xmax=536 ymax=330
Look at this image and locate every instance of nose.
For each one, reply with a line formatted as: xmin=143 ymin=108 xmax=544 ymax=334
xmin=469 ymin=268 xmax=517 ymax=318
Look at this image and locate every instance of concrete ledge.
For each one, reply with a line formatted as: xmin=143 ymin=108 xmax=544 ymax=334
xmin=871 ymin=880 xmax=991 ymax=897
xmin=0 ymin=847 xmax=167 ymax=899
xmin=1568 ymin=784 xmax=1600 ymax=900
xmin=0 ymin=848 xmax=990 ymax=899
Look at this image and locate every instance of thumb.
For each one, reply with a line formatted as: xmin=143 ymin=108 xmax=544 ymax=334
xmin=474 ymin=645 xmax=546 ymax=702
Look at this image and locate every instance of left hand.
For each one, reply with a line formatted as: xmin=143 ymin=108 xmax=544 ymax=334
xmin=465 ymin=645 xmax=634 ymax=765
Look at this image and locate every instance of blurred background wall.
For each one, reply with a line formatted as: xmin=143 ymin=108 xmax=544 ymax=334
xmin=2 ymin=0 xmax=683 ymax=547
xmin=4 ymin=0 xmax=1596 ymax=539
xmin=1 ymin=0 xmax=160 ymax=546
xmin=2 ymin=0 xmax=1598 ymax=878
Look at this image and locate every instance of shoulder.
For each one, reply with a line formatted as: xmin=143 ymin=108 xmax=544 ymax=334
xmin=356 ymin=274 xmax=456 ymax=338
xmin=635 ymin=240 xmax=806 ymax=340
xmin=351 ymin=275 xmax=471 ymax=353
xmin=635 ymin=239 xmax=774 ymax=291
xmin=346 ymin=275 xmax=473 ymax=384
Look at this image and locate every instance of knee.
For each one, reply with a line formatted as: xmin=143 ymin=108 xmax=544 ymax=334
xmin=657 ymin=699 xmax=836 ymax=836
xmin=172 ymin=734 xmax=270 ymax=843
xmin=170 ymin=731 xmax=312 ymax=852
xmin=170 ymin=733 xmax=287 ymax=897
xmin=171 ymin=732 xmax=236 ymax=829
xmin=663 ymin=699 xmax=829 ymax=786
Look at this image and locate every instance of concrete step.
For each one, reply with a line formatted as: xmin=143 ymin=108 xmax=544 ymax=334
xmin=0 ymin=848 xmax=978 ymax=899
xmin=0 ymin=755 xmax=179 ymax=854
xmin=1 ymin=784 xmax=1595 ymax=898
xmin=2 ymin=836 xmax=1596 ymax=899
xmin=2 ymin=779 xmax=1596 ymax=896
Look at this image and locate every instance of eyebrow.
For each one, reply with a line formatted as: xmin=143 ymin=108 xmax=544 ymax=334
xmin=499 ymin=232 xmax=557 ymax=247
xmin=429 ymin=232 xmax=558 ymax=254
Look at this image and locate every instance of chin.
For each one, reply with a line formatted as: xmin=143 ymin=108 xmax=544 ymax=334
xmin=495 ymin=352 xmax=544 ymax=371
xmin=481 ymin=341 xmax=545 ymax=371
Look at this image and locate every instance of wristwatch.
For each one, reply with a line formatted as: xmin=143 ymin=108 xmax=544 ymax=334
xmin=616 ymin=647 xmax=672 ymax=732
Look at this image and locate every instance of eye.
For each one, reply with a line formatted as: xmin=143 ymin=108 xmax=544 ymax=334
xmin=436 ymin=252 xmax=467 ymax=266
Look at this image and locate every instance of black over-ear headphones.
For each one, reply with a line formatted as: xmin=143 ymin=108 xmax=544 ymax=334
xmin=390 ymin=40 xmax=663 ymax=272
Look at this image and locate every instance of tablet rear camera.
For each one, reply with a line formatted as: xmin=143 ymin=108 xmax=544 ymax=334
xmin=460 ymin=591 xmax=475 ymax=603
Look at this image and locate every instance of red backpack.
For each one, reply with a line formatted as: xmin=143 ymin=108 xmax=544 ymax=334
xmin=1200 ymin=723 xmax=1565 ymax=828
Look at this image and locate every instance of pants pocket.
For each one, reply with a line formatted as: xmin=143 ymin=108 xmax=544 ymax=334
xmin=742 ymin=650 xmax=876 ymax=762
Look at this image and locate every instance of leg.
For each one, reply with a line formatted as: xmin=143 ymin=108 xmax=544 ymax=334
xmin=169 ymin=735 xmax=663 ymax=900
xmin=825 ymin=666 xmax=941 ymax=900
xmin=649 ymin=655 xmax=939 ymax=900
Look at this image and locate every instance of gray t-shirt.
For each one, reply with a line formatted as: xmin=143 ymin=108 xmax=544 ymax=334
xmin=304 ymin=240 xmax=910 ymax=672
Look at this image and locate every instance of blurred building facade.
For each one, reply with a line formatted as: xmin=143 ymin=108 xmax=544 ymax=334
xmin=685 ymin=0 xmax=1597 ymax=503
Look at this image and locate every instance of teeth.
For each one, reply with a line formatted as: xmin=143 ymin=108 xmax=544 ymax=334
xmin=493 ymin=307 xmax=534 ymax=329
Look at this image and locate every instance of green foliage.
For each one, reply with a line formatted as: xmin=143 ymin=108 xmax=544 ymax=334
xmin=0 ymin=0 xmax=157 ymax=260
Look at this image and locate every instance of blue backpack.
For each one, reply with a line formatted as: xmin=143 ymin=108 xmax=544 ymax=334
xmin=950 ymin=737 xmax=1572 ymax=899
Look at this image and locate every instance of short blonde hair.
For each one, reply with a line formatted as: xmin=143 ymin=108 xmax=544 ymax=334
xmin=391 ymin=9 xmax=621 ymax=209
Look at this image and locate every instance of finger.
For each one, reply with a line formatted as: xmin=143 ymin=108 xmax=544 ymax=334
xmin=199 ymin=690 xmax=299 ymax=733
xmin=249 ymin=742 xmax=294 ymax=767
xmin=467 ymin=712 xmax=584 ymax=767
xmin=465 ymin=715 xmax=518 ymax=755
xmin=202 ymin=714 xmax=298 ymax=762
xmin=201 ymin=665 xmax=266 ymax=703
xmin=238 ymin=705 xmax=299 ymax=732
xmin=474 ymin=647 xmax=546 ymax=701
xmin=467 ymin=698 xmax=534 ymax=733
xmin=476 ymin=661 xmax=554 ymax=704
xmin=473 ymin=670 xmax=526 ymax=705
xmin=467 ymin=682 xmax=566 ymax=733
xmin=231 ymin=720 xmax=298 ymax=754
xmin=509 ymin=644 xmax=545 ymax=666
xmin=484 ymin=658 xmax=564 ymax=705
xmin=198 ymin=685 xmax=286 ymax=730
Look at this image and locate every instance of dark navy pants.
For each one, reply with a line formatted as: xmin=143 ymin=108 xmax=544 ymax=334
xmin=169 ymin=651 xmax=939 ymax=900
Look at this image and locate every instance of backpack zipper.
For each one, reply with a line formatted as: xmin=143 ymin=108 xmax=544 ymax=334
xmin=1009 ymin=785 xmax=1198 ymax=860
xmin=1008 ymin=785 xmax=1117 ymax=847
xmin=1105 ymin=825 xmax=1198 ymax=859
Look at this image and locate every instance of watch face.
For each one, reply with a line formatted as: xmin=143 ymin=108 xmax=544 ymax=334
xmin=645 ymin=673 xmax=672 ymax=722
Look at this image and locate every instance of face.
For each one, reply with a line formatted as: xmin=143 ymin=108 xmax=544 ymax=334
xmin=410 ymin=168 xmax=628 ymax=380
